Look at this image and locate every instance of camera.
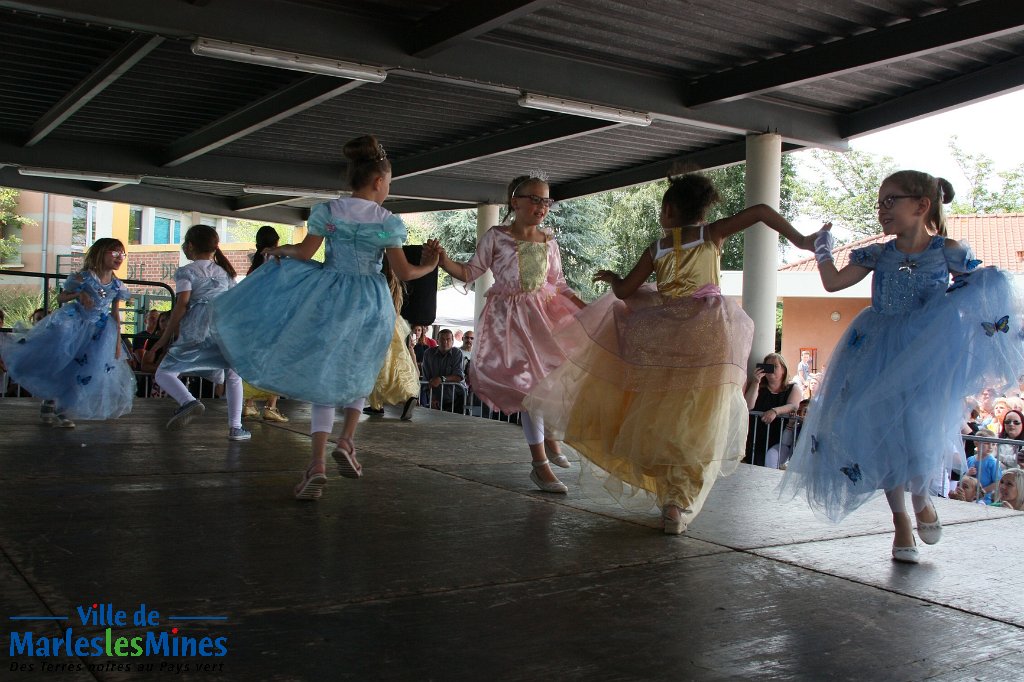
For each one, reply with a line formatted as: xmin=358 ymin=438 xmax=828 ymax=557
xmin=756 ymin=363 xmax=775 ymax=374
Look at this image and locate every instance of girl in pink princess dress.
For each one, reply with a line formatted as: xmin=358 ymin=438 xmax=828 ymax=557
xmin=426 ymin=173 xmax=585 ymax=493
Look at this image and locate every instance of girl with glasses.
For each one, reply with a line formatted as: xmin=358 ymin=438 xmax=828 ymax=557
xmin=1 ymin=237 xmax=135 ymax=427
xmin=426 ymin=173 xmax=586 ymax=494
xmin=523 ymin=172 xmax=817 ymax=533
xmin=782 ymin=170 xmax=1024 ymax=563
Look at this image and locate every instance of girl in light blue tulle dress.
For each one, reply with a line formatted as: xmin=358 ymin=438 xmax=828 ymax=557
xmin=781 ymin=170 xmax=1024 ymax=564
xmin=149 ymin=225 xmax=247 ymax=441
xmin=211 ymin=135 xmax=438 ymax=500
xmin=1 ymin=238 xmax=135 ymax=425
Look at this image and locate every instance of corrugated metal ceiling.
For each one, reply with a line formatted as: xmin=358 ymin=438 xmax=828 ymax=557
xmin=0 ymin=0 xmax=1021 ymax=223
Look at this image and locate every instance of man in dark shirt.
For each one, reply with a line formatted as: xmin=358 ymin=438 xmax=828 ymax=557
xmin=420 ymin=329 xmax=466 ymax=413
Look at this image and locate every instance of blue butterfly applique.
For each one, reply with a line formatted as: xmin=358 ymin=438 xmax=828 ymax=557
xmin=981 ymin=315 xmax=1010 ymax=337
xmin=847 ymin=330 xmax=864 ymax=349
xmin=840 ymin=463 xmax=862 ymax=483
xmin=76 ymin=375 xmax=92 ymax=386
xmin=105 ymin=363 xmax=115 ymax=373
xmin=74 ymin=353 xmax=88 ymax=366
xmin=17 ymin=338 xmax=26 ymax=344
xmin=965 ymin=258 xmax=982 ymax=270
xmin=810 ymin=435 xmax=819 ymax=454
xmin=947 ymin=276 xmax=970 ymax=293
xmin=377 ymin=231 xmax=392 ymax=240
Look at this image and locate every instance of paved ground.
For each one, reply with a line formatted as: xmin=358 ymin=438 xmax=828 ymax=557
xmin=2 ymin=399 xmax=1022 ymax=681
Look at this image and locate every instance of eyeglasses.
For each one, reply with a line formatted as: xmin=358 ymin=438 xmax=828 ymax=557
xmin=875 ymin=195 xmax=920 ymax=210
xmin=108 ymin=250 xmax=126 ymax=258
xmin=514 ymin=194 xmax=554 ymax=208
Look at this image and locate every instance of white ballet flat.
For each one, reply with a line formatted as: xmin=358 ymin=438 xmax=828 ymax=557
xmin=529 ymin=460 xmax=568 ymax=494
xmin=916 ymin=507 xmax=942 ymax=545
xmin=891 ymin=544 xmax=919 ymax=564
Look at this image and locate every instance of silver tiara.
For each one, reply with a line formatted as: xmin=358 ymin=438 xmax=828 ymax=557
xmin=512 ymin=169 xmax=549 ymax=195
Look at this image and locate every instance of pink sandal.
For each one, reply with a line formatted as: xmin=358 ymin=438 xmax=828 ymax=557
xmin=331 ymin=437 xmax=362 ymax=479
xmin=294 ymin=466 xmax=327 ymax=500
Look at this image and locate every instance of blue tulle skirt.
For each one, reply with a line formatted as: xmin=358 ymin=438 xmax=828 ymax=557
xmin=781 ymin=267 xmax=1024 ymax=522
xmin=210 ymin=258 xmax=394 ymax=406
xmin=2 ymin=306 xmax=134 ymax=419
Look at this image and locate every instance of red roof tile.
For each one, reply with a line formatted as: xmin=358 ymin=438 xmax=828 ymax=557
xmin=781 ymin=214 xmax=1024 ymax=273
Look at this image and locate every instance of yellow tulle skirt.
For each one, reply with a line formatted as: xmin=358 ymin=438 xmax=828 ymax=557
xmin=524 ymin=284 xmax=753 ymax=511
xmin=368 ymin=317 xmax=420 ymax=410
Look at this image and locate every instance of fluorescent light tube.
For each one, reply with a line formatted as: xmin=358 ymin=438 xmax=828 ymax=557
xmin=518 ymin=93 xmax=652 ymax=126
xmin=192 ymin=38 xmax=388 ymax=83
xmin=243 ymin=185 xmax=341 ymax=200
xmin=18 ymin=167 xmax=143 ymax=184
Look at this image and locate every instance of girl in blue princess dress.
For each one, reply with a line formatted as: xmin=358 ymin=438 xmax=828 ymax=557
xmin=781 ymin=170 xmax=1024 ymax=563
xmin=2 ymin=237 xmax=135 ymax=426
xmin=149 ymin=225 xmax=247 ymax=441
xmin=211 ymin=135 xmax=438 ymax=500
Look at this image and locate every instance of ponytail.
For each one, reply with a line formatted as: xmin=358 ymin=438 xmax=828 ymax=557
xmin=214 ymin=247 xmax=236 ymax=279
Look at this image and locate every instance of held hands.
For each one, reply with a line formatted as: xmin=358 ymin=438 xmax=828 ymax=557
xmin=77 ymin=291 xmax=94 ymax=310
xmin=423 ymin=239 xmax=447 ymax=264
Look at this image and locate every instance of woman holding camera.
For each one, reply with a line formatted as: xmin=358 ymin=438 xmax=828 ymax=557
xmin=743 ymin=352 xmax=801 ymax=467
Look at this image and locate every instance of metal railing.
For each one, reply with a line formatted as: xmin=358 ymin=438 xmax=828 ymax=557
xmin=418 ymin=380 xmax=520 ymax=423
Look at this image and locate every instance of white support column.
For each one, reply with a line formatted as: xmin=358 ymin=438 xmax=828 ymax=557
xmin=741 ymin=133 xmax=783 ymax=371
xmin=473 ymin=204 xmax=499 ymax=328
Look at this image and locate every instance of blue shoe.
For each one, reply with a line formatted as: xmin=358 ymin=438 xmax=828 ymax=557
xmin=166 ymin=400 xmax=205 ymax=429
xmin=227 ymin=426 xmax=252 ymax=441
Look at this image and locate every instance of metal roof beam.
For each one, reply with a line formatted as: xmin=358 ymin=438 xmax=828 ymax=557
xmin=0 ymin=0 xmax=846 ymax=149
xmin=392 ymin=117 xmax=619 ymax=179
xmin=24 ymin=34 xmax=164 ymax=146
xmin=162 ymin=76 xmax=364 ymax=167
xmin=686 ymin=0 xmax=1024 ymax=107
xmin=841 ymin=55 xmax=1024 ymax=138
xmin=233 ymin=194 xmax=300 ymax=212
xmin=407 ymin=0 xmax=557 ymax=58
xmin=0 ymin=137 xmax=509 ymax=205
xmin=553 ymin=141 xmax=803 ymax=201
xmin=0 ymin=166 xmax=309 ymax=224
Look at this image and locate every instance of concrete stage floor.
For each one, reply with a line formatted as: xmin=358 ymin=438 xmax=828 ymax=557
xmin=2 ymin=399 xmax=1023 ymax=681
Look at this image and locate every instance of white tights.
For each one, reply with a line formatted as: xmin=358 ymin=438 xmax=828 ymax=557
xmin=154 ymin=368 xmax=243 ymax=429
xmin=519 ymin=410 xmax=545 ymax=446
xmin=884 ymin=487 xmax=930 ymax=515
xmin=310 ymin=399 xmax=365 ymax=435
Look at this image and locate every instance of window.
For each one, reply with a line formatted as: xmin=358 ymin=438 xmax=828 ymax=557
xmin=71 ymin=199 xmax=97 ymax=250
xmin=153 ymin=212 xmax=182 ymax=245
xmin=128 ymin=207 xmax=143 ymax=245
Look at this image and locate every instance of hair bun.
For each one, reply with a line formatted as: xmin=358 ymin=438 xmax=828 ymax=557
xmin=343 ymin=135 xmax=387 ymax=163
xmin=937 ymin=177 xmax=955 ymax=205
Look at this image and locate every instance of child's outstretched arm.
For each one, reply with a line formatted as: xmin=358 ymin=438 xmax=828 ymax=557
xmin=268 ymin=234 xmax=324 ymax=261
xmin=706 ymin=204 xmax=816 ymax=251
xmin=593 ymin=249 xmax=654 ymax=300
xmin=812 ymin=224 xmax=871 ymax=292
xmin=385 ymin=247 xmax=438 ymax=282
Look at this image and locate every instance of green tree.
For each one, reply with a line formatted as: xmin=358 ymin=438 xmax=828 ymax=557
xmin=795 ymin=149 xmax=896 ymax=239
xmin=1 ymin=188 xmax=36 ymax=264
xmin=948 ymin=135 xmax=1024 ymax=214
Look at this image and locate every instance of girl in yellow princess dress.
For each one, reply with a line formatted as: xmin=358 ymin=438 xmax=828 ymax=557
xmin=525 ymin=173 xmax=816 ymax=533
